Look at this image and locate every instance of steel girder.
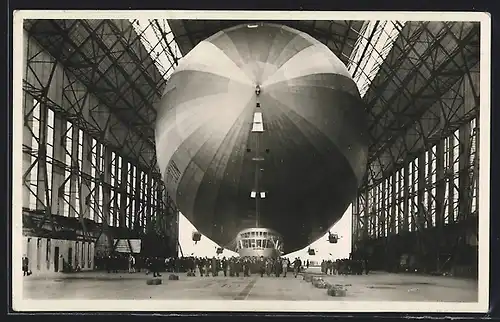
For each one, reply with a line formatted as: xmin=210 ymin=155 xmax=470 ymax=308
xmin=167 ymin=19 xmax=364 ymax=67
xmin=24 ymin=20 xmax=156 ymax=171
xmin=22 ymin=21 xmax=179 ymax=247
xmin=362 ymin=21 xmax=480 ymax=189
xmin=352 ymin=22 xmax=480 ymax=263
xmin=23 ymin=19 xmax=182 ymax=172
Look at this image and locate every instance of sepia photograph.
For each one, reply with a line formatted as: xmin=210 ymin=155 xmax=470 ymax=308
xmin=11 ymin=10 xmax=491 ymax=312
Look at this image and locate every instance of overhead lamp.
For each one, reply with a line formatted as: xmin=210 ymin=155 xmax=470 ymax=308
xmin=250 ymin=191 xmax=256 ymax=198
xmin=247 ymin=24 xmax=259 ymax=28
xmin=260 ymin=192 xmax=266 ymax=199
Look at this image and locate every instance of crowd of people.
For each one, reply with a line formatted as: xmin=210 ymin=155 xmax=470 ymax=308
xmin=93 ymin=254 xmax=310 ymax=278
xmin=320 ymin=258 xmax=369 ymax=275
xmin=93 ymin=254 xmax=373 ymax=276
xmin=22 ymin=251 xmax=370 ymax=278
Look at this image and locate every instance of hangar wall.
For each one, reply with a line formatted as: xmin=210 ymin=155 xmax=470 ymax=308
xmin=21 ymin=26 xmax=177 ymax=268
xmin=351 ymin=22 xmax=480 ymax=278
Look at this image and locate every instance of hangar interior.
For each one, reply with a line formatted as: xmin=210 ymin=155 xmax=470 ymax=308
xmin=20 ymin=19 xmax=479 ymax=278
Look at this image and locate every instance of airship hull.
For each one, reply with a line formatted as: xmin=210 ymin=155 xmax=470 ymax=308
xmin=155 ymin=23 xmax=368 ymax=254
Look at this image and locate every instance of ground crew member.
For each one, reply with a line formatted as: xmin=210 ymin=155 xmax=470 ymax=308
xmin=293 ymin=258 xmax=301 ymax=278
xmin=222 ymin=257 xmax=228 ymax=277
xmin=243 ymin=259 xmax=250 ymax=277
xmin=229 ymin=258 xmax=235 ymax=277
xmin=282 ymin=258 xmax=289 ymax=277
xmin=128 ymin=254 xmax=135 ymax=273
xmin=197 ymin=258 xmax=204 ymax=276
xmin=266 ymin=258 xmax=273 ymax=276
xmin=22 ymin=255 xmax=29 ymax=276
xmin=234 ymin=259 xmax=241 ymax=277
xmin=274 ymin=258 xmax=281 ymax=277
xmin=211 ymin=257 xmax=217 ymax=277
xmin=204 ymin=258 xmax=210 ymax=277
xmin=259 ymin=256 xmax=266 ymax=277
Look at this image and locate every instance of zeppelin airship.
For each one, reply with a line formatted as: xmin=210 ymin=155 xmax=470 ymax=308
xmin=155 ymin=23 xmax=368 ymax=256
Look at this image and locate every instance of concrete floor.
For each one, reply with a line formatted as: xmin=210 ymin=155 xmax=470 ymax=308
xmin=22 ymin=269 xmax=478 ymax=302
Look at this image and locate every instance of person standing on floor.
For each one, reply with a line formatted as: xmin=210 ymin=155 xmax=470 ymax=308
xmin=234 ymin=258 xmax=241 ymax=277
xmin=293 ymin=258 xmax=301 ymax=278
xmin=22 ymin=255 xmax=29 ymax=276
xmin=259 ymin=256 xmax=266 ymax=277
xmin=229 ymin=257 xmax=235 ymax=277
xmin=211 ymin=257 xmax=218 ymax=277
xmin=282 ymin=258 xmax=289 ymax=277
xmin=266 ymin=258 xmax=272 ymax=276
xmin=197 ymin=257 xmax=204 ymax=277
xmin=243 ymin=259 xmax=250 ymax=277
xmin=221 ymin=257 xmax=228 ymax=277
xmin=128 ymin=254 xmax=135 ymax=273
xmin=152 ymin=257 xmax=162 ymax=277
xmin=204 ymin=257 xmax=211 ymax=277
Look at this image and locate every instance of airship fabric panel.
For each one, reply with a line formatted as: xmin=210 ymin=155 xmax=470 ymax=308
xmin=155 ymin=23 xmax=368 ymax=253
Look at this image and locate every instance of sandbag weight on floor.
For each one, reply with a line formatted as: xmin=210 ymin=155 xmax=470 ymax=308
xmin=311 ymin=276 xmax=321 ymax=284
xmin=312 ymin=278 xmax=329 ymax=289
xmin=327 ymin=285 xmax=347 ymax=297
xmin=169 ymin=274 xmax=179 ymax=280
xmin=319 ymin=281 xmax=330 ymax=289
xmin=146 ymin=278 xmax=162 ymax=285
xmin=186 ymin=272 xmax=195 ymax=277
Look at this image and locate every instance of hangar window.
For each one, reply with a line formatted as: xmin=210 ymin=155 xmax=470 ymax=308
xmin=27 ymin=98 xmax=41 ymax=210
xmin=430 ymin=145 xmax=437 ymax=227
xmin=90 ymin=138 xmax=98 ymax=222
xmin=470 ymin=118 xmax=478 ymax=215
xmin=45 ymin=108 xmax=55 ymax=211
xmin=74 ymin=129 xmax=84 ymax=216
xmin=62 ymin=121 xmax=73 ymax=217
xmin=452 ymin=129 xmax=460 ymax=222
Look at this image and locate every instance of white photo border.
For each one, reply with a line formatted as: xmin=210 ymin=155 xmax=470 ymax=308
xmin=11 ymin=10 xmax=492 ymax=313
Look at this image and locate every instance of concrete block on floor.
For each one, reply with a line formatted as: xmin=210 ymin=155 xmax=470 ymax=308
xmin=146 ymin=278 xmax=162 ymax=285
